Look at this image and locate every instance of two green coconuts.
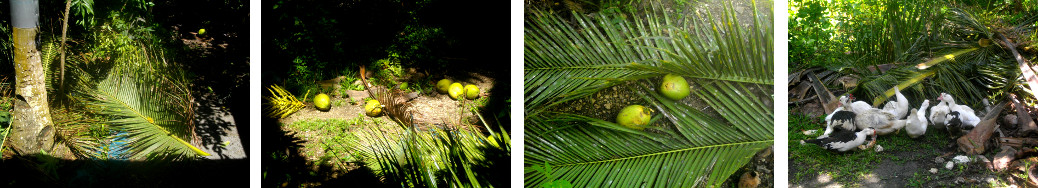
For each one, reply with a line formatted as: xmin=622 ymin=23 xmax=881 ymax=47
xmin=615 ymin=74 xmax=690 ymax=130
xmin=437 ymin=79 xmax=479 ymax=100
xmin=313 ymin=93 xmax=381 ymax=116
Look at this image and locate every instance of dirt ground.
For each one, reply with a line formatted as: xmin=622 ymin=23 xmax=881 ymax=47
xmin=268 ymin=70 xmax=501 ymax=187
xmin=281 ymin=71 xmax=496 ymax=130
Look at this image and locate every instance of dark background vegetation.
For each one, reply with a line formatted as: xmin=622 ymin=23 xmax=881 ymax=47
xmin=0 ymin=0 xmax=249 ymax=186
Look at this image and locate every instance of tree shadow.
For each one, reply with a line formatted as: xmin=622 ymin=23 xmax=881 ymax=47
xmin=0 ymin=154 xmax=248 ymax=188
xmin=150 ymin=0 xmax=251 ymax=156
xmin=260 ymin=116 xmax=385 ymax=187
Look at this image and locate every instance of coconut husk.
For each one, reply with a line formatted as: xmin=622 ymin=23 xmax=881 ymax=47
xmin=1010 ymin=94 xmax=1038 ymax=134
xmin=957 ymin=102 xmax=1007 ymax=154
xmin=958 ymin=118 xmax=998 ymax=155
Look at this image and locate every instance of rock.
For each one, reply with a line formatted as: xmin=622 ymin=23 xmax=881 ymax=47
xmin=930 ymin=168 xmax=938 ymax=174
xmin=935 ymin=157 xmax=946 ymax=164
xmin=952 ymin=155 xmax=971 ymax=164
xmin=993 ymin=146 xmax=1017 ymax=171
xmin=344 ymin=90 xmax=370 ymax=101
xmin=1004 ymin=114 xmax=1019 ymax=128
xmin=875 ymin=145 xmax=884 ymax=152
xmin=946 ymin=161 xmax=955 ymax=170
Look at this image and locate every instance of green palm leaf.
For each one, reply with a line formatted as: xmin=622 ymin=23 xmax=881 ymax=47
xmin=524 ymin=1 xmax=773 ymax=187
xmin=90 ymin=69 xmax=208 ymax=159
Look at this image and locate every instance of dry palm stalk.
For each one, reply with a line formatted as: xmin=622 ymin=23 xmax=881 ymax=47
xmin=359 ymin=66 xmax=418 ymax=128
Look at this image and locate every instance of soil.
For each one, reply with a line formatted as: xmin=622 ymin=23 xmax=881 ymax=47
xmin=266 ymin=67 xmax=507 ymax=187
xmin=280 ymin=71 xmax=497 ymax=131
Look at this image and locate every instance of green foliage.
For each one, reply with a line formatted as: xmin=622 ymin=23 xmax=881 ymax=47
xmin=524 ymin=1 xmax=773 ymax=187
xmin=390 ymin=25 xmax=447 ymax=67
xmin=68 ymin=0 xmax=154 ymax=28
xmin=338 ymin=69 xmax=365 ymax=92
xmin=0 ymin=112 xmax=10 ymax=154
xmin=369 ymin=55 xmax=404 ymax=87
xmin=51 ymin=12 xmax=208 ymax=160
xmin=528 ymin=163 xmax=573 ymax=188
xmin=790 ymin=0 xmax=1038 ymax=109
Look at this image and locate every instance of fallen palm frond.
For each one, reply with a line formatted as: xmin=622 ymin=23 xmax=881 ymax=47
xmin=264 ymin=85 xmax=308 ymax=119
xmin=524 ymin=1 xmax=773 ymax=187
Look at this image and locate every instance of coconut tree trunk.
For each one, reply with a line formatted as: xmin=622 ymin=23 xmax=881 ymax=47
xmin=8 ymin=0 xmax=56 ymax=155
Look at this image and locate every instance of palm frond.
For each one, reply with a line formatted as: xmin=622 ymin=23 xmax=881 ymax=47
xmin=89 ymin=70 xmax=208 ymax=159
xmin=343 ymin=119 xmax=501 ymax=187
xmin=524 ymin=1 xmax=772 ymax=186
xmin=525 ymin=80 xmax=771 ymax=187
xmin=264 ymin=85 xmax=307 ymax=119
xmin=850 ymin=6 xmax=1031 ymax=108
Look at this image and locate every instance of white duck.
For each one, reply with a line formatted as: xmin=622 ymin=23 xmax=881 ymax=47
xmin=881 ymin=87 xmax=911 ymax=120
xmin=847 ymin=94 xmax=874 ymax=114
xmin=874 ymin=117 xmax=908 ymax=135
xmin=929 ymin=98 xmax=949 ymax=130
xmin=940 ymin=93 xmax=975 ymax=115
xmin=906 ymin=100 xmax=930 ymax=138
xmin=856 ymin=106 xmax=904 ymax=136
xmin=940 ymin=93 xmax=980 ymax=128
xmin=803 ymin=127 xmax=876 ymax=152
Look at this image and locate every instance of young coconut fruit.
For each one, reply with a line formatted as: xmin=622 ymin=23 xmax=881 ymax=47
xmin=660 ymin=74 xmax=690 ymax=100
xmin=314 ymin=93 xmax=331 ymax=111
xmin=616 ymin=105 xmax=652 ymax=130
xmin=364 ymin=100 xmax=382 ymax=116
xmin=464 ymin=84 xmax=479 ymax=100
xmin=449 ymin=83 xmax=464 ymax=100
xmin=436 ymin=79 xmax=452 ymax=94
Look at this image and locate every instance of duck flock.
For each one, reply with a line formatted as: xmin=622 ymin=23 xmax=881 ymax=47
xmin=804 ymin=87 xmax=983 ymax=152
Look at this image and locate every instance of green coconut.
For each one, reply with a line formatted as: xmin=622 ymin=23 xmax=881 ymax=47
xmin=616 ymin=105 xmax=652 ymax=130
xmin=464 ymin=84 xmax=479 ymax=100
xmin=436 ymin=79 xmax=452 ymax=94
xmin=449 ymin=83 xmax=464 ymax=100
xmin=660 ymin=74 xmax=690 ymax=100
xmin=364 ymin=100 xmax=382 ymax=117
xmin=314 ymin=93 xmax=331 ymax=111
